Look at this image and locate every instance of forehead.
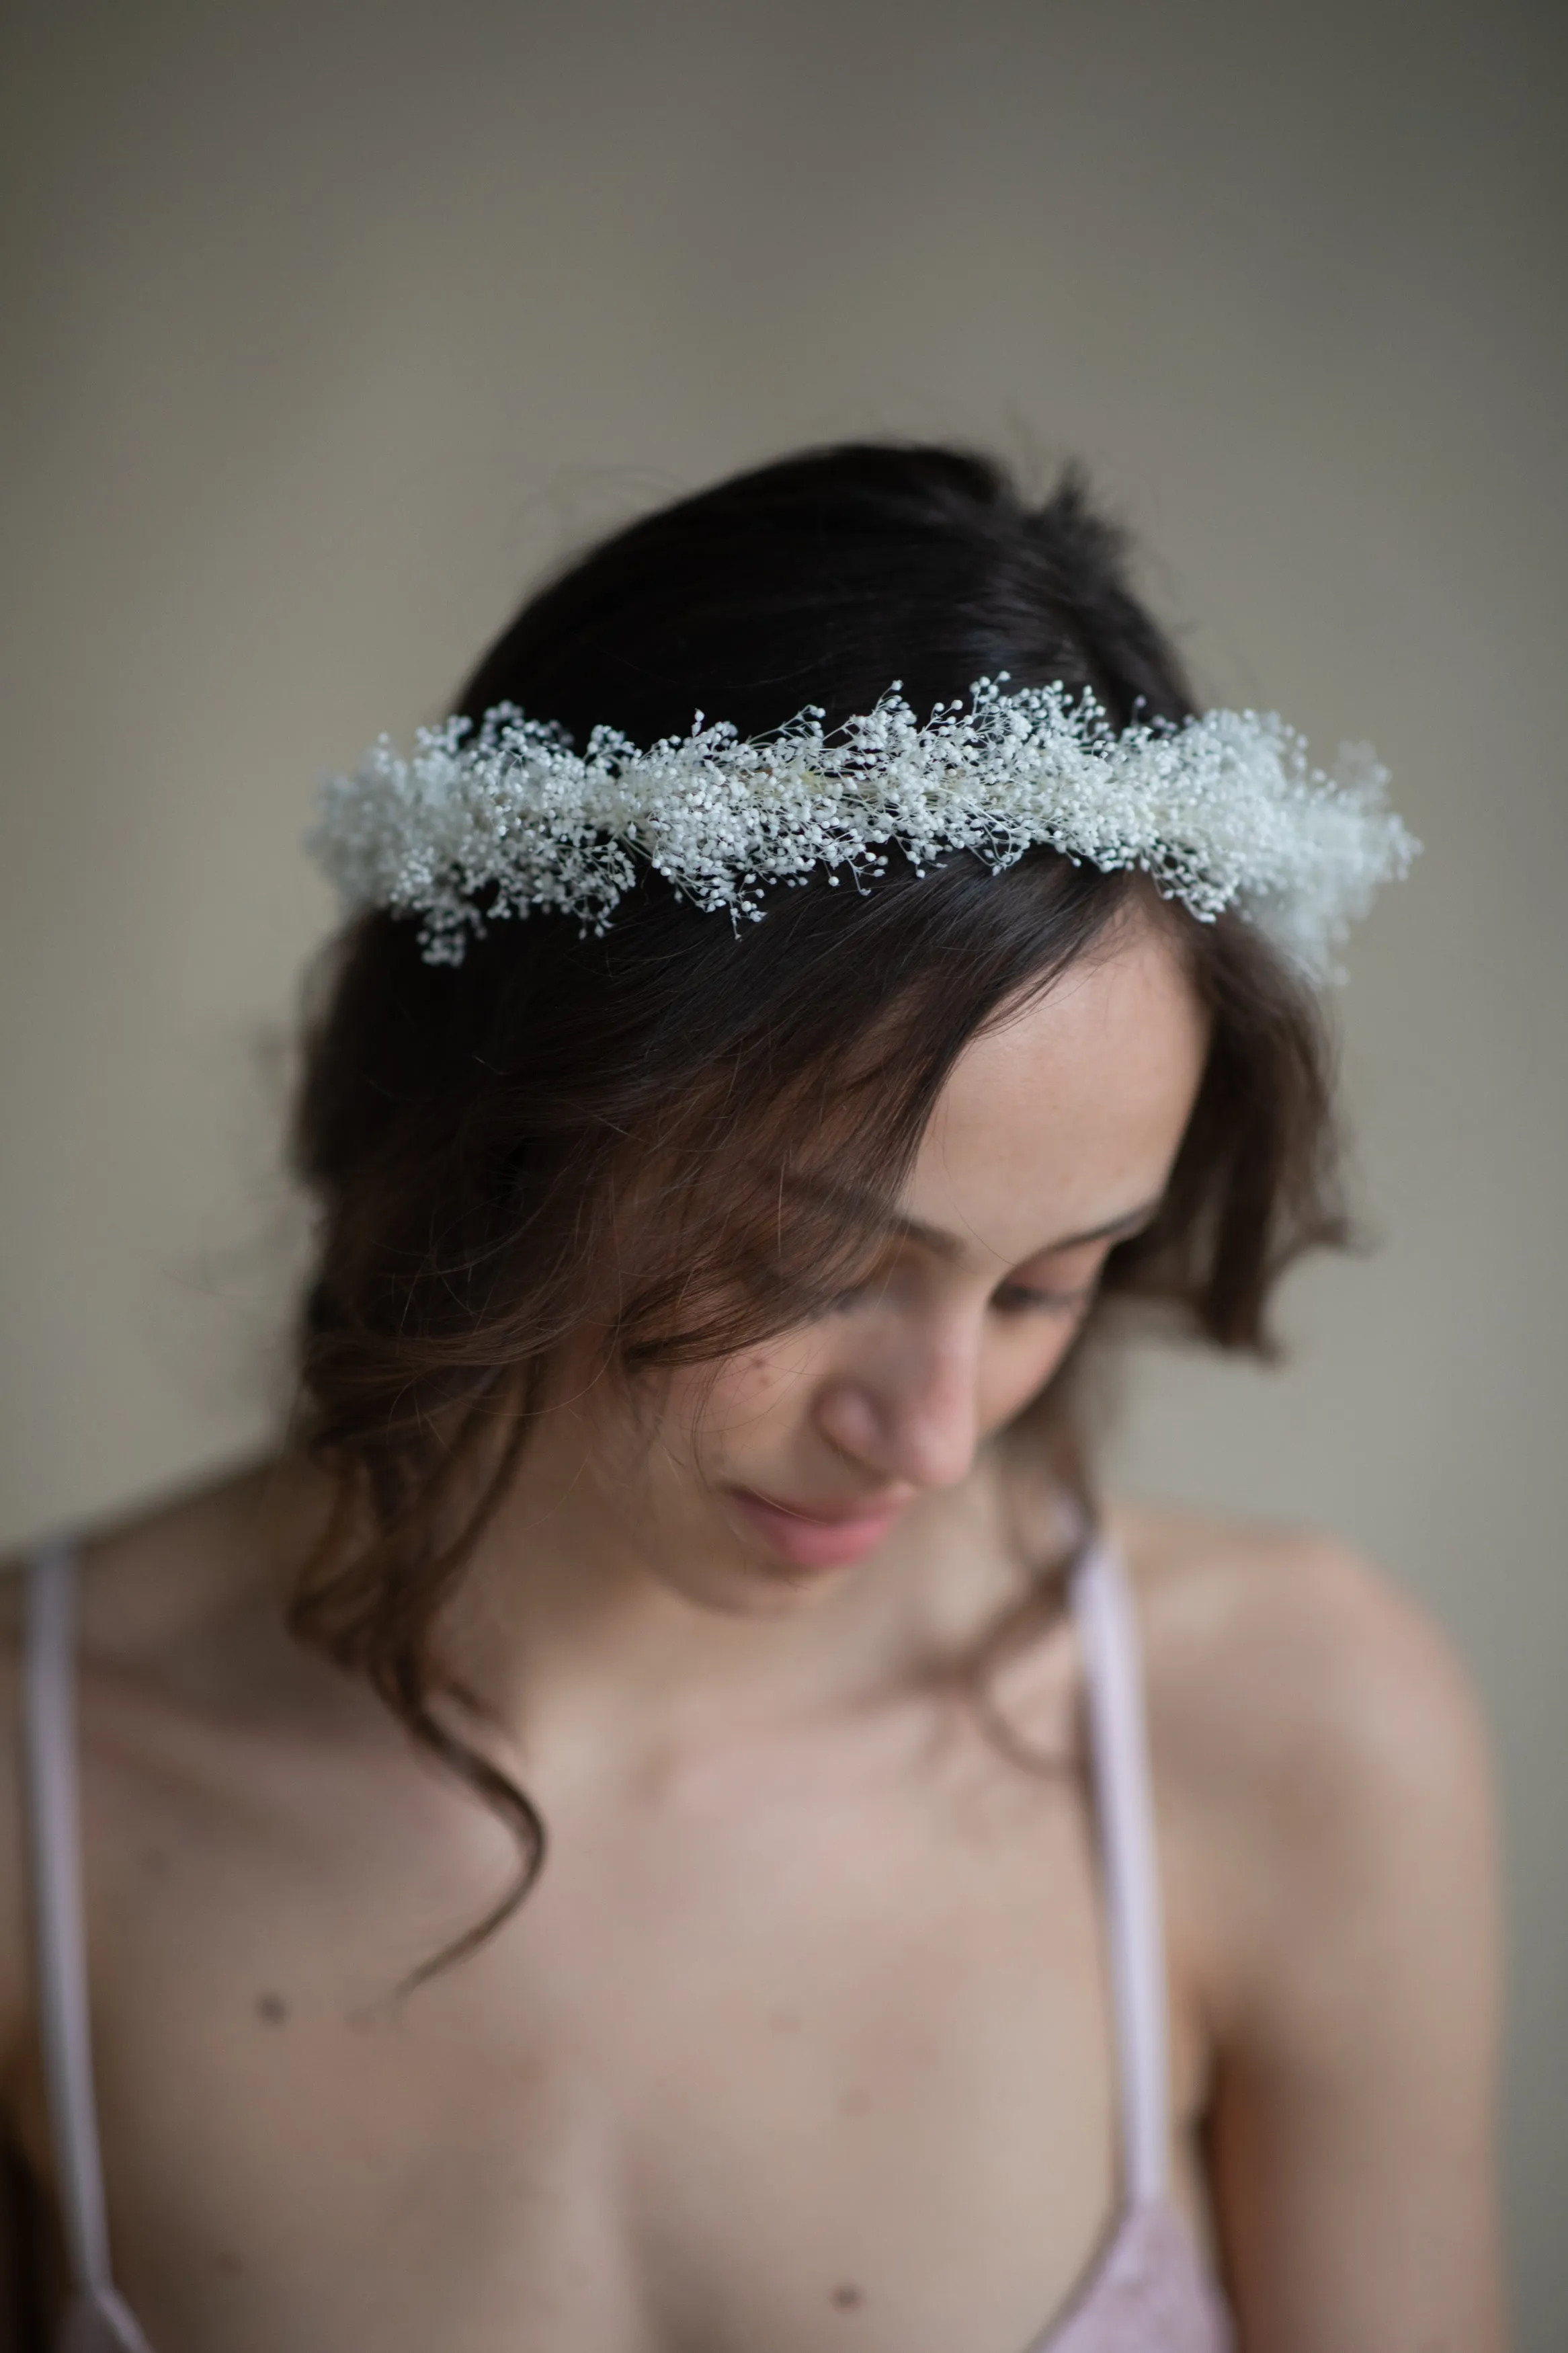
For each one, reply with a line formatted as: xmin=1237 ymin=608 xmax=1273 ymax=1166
xmin=902 ymin=915 xmax=1208 ymax=1265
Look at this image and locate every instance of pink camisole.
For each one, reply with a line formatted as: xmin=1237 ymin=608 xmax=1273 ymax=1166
xmin=20 ymin=1535 xmax=1234 ymax=2352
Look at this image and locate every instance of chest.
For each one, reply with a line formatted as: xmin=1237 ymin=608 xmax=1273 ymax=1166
xmin=29 ymin=1695 xmax=1200 ymax=2353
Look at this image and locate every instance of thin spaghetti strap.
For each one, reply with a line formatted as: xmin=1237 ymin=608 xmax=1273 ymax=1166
xmin=22 ymin=1544 xmax=154 ymax=2351
xmin=1071 ymin=1534 xmax=1170 ymax=2207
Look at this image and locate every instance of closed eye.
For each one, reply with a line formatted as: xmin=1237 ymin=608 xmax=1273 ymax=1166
xmin=991 ymin=1280 xmax=1096 ymax=1316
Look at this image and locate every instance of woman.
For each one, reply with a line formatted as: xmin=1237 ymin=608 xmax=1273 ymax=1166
xmin=1 ymin=444 xmax=1503 ymax=2351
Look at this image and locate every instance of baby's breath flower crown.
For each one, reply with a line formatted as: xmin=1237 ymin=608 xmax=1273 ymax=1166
xmin=312 ymin=677 xmax=1417 ymax=980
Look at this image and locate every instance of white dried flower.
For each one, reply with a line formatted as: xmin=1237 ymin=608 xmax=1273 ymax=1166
xmin=311 ymin=676 xmax=1417 ymax=980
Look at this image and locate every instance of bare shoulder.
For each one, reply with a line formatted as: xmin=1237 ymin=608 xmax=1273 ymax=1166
xmin=0 ymin=1459 xmax=327 ymax=2091
xmin=0 ymin=1456 xmax=344 ymax=1727
xmin=1 ymin=1458 xmax=297 ymax=1668
xmin=1105 ymin=1499 xmax=1499 ymax=2032
xmin=1107 ymin=1496 xmax=1488 ymax=1773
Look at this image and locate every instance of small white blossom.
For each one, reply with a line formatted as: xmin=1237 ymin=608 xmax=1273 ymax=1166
xmin=311 ymin=677 xmax=1417 ymax=980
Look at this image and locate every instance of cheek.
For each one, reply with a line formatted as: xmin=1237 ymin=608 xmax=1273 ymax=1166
xmin=978 ymin=1320 xmax=1083 ymax=1429
xmin=665 ymin=1333 xmax=825 ymax=1460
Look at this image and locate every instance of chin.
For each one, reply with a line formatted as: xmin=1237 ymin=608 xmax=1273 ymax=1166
xmin=663 ymin=1549 xmax=844 ymax=1618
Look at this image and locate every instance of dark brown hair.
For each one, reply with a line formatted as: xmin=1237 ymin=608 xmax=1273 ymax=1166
xmin=288 ymin=444 xmax=1344 ymax=1971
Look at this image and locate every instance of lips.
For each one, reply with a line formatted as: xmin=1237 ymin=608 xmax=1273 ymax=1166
xmin=725 ymin=1486 xmax=907 ymax=1571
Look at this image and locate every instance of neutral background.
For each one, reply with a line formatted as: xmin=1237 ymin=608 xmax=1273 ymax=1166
xmin=4 ymin=0 xmax=1564 ymax=2337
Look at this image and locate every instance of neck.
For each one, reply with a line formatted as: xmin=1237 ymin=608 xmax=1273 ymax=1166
xmin=436 ymin=1429 xmax=1072 ymax=1781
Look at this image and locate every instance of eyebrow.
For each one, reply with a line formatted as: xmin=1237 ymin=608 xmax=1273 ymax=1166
xmin=780 ymin=1174 xmax=1163 ymax=1267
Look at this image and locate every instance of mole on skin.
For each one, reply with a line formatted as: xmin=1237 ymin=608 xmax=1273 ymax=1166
xmin=254 ymin=1991 xmax=289 ymax=2025
xmin=831 ymin=2284 xmax=864 ymax=2310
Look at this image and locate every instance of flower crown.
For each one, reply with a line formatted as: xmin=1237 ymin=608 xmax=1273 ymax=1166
xmin=311 ymin=676 xmax=1417 ymax=978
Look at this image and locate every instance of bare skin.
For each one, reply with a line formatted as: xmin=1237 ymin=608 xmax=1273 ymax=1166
xmin=0 ymin=914 xmax=1504 ymax=2352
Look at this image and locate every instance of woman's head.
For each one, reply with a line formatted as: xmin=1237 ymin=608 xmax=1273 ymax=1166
xmin=506 ymin=899 xmax=1209 ymax=1625
xmin=288 ymin=443 xmax=1344 ymax=1929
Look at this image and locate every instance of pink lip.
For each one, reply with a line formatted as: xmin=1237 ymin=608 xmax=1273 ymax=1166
xmin=725 ymin=1488 xmax=907 ymax=1572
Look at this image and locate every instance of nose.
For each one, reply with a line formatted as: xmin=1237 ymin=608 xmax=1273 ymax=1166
xmin=815 ymin=1324 xmax=983 ymax=1493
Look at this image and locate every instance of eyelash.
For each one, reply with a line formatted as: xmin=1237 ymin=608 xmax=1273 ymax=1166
xmin=831 ymin=1279 xmax=1094 ymax=1318
xmin=991 ymin=1281 xmax=1094 ymax=1317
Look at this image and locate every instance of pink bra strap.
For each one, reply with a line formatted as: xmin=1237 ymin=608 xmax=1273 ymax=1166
xmin=1070 ymin=1536 xmax=1171 ymax=2206
xmin=22 ymin=1545 xmax=153 ymax=2347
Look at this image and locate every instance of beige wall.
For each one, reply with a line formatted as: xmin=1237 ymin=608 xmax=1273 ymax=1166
xmin=4 ymin=0 xmax=1564 ymax=2335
